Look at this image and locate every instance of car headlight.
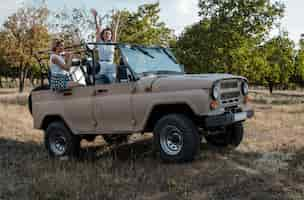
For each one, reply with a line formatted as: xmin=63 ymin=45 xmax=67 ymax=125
xmin=212 ymin=84 xmax=220 ymax=100
xmin=242 ymin=82 xmax=249 ymax=96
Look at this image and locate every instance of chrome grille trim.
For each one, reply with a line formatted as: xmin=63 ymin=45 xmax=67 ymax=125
xmin=221 ymin=98 xmax=239 ymax=105
xmin=218 ymin=79 xmax=242 ymax=107
xmin=221 ymin=91 xmax=241 ymax=100
xmin=220 ymin=81 xmax=238 ymax=89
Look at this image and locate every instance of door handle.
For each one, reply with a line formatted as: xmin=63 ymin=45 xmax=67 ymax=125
xmin=96 ymin=89 xmax=108 ymax=94
xmin=63 ymin=92 xmax=72 ymax=96
xmin=62 ymin=88 xmax=72 ymax=96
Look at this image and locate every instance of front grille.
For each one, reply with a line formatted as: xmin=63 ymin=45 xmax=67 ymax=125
xmin=219 ymin=79 xmax=241 ymax=106
xmin=221 ymin=91 xmax=241 ymax=100
xmin=221 ymin=98 xmax=239 ymax=105
xmin=220 ymin=81 xmax=238 ymax=89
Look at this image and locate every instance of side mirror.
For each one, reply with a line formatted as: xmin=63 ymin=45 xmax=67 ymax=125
xmin=117 ymin=66 xmax=129 ymax=83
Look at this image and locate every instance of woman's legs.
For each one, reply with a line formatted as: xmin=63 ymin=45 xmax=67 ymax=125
xmin=98 ymin=62 xmax=116 ymax=83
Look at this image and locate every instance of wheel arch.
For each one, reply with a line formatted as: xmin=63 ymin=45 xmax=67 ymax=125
xmin=143 ymin=103 xmax=198 ymax=132
xmin=28 ymin=85 xmax=50 ymax=115
xmin=41 ymin=115 xmax=72 ymax=133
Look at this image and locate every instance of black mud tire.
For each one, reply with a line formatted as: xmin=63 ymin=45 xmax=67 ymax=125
xmin=205 ymin=123 xmax=244 ymax=148
xmin=44 ymin=121 xmax=80 ymax=159
xmin=154 ymin=114 xmax=200 ymax=163
xmin=103 ymin=135 xmax=129 ymax=145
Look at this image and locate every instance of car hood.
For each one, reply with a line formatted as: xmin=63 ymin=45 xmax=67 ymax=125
xmin=136 ymin=73 xmax=247 ymax=92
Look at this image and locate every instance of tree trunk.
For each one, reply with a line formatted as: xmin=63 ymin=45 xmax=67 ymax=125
xmin=113 ymin=11 xmax=121 ymax=42
xmin=18 ymin=72 xmax=24 ymax=93
xmin=22 ymin=68 xmax=29 ymax=92
xmin=18 ymin=65 xmax=23 ymax=92
xmin=18 ymin=64 xmax=29 ymax=93
xmin=268 ymin=82 xmax=273 ymax=94
xmin=40 ymin=74 xmax=44 ymax=86
xmin=29 ymin=73 xmax=35 ymax=88
xmin=12 ymin=78 xmax=17 ymax=88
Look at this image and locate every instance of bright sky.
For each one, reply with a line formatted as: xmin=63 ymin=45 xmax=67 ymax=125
xmin=0 ymin=0 xmax=303 ymax=43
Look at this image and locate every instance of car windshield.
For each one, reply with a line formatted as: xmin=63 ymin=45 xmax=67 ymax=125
xmin=120 ymin=46 xmax=183 ymax=76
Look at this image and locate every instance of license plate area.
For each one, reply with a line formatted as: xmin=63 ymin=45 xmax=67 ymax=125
xmin=234 ymin=112 xmax=247 ymax=122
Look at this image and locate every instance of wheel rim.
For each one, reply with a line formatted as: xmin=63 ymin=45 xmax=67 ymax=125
xmin=160 ymin=125 xmax=183 ymax=156
xmin=49 ymin=132 xmax=67 ymax=156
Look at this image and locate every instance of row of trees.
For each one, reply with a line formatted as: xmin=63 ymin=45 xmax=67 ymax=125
xmin=0 ymin=0 xmax=304 ymax=93
xmin=0 ymin=2 xmax=174 ymax=92
xmin=0 ymin=5 xmax=50 ymax=91
xmin=175 ymin=0 xmax=304 ymax=93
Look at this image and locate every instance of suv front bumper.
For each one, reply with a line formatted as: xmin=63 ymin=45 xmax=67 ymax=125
xmin=204 ymin=110 xmax=254 ymax=129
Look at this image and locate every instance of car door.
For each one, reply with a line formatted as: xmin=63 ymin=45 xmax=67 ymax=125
xmin=93 ymin=82 xmax=134 ymax=133
xmin=56 ymin=86 xmax=96 ymax=134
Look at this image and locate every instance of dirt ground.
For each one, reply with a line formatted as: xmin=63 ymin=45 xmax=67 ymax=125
xmin=0 ymin=93 xmax=304 ymax=200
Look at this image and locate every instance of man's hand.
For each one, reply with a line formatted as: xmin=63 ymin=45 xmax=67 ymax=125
xmin=90 ymin=8 xmax=98 ymax=17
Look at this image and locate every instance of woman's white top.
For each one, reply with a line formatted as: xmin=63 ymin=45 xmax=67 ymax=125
xmin=98 ymin=40 xmax=116 ymax=78
xmin=50 ymin=54 xmax=70 ymax=76
xmin=98 ymin=40 xmax=115 ymax=63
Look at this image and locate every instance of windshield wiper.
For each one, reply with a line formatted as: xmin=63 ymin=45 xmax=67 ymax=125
xmin=131 ymin=46 xmax=155 ymax=59
xmin=161 ymin=48 xmax=178 ymax=64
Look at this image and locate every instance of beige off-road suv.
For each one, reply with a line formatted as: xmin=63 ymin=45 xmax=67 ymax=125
xmin=29 ymin=43 xmax=254 ymax=162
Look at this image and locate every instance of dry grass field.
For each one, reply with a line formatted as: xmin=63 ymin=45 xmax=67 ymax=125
xmin=0 ymin=90 xmax=304 ymax=200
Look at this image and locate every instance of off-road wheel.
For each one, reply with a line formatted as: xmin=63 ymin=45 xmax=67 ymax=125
xmin=103 ymin=135 xmax=129 ymax=145
xmin=45 ymin=121 xmax=80 ymax=159
xmin=154 ymin=114 xmax=200 ymax=163
xmin=205 ymin=123 xmax=244 ymax=148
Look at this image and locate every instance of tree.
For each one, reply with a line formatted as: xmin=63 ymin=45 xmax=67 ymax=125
xmin=118 ymin=3 xmax=174 ymax=46
xmin=292 ymin=38 xmax=304 ymax=86
xmin=109 ymin=9 xmax=132 ymax=42
xmin=49 ymin=3 xmax=174 ymax=46
xmin=0 ymin=31 xmax=9 ymax=87
xmin=259 ymin=33 xmax=295 ymax=93
xmin=2 ymin=4 xmax=50 ymax=92
xmin=49 ymin=7 xmax=96 ymax=43
xmin=176 ymin=0 xmax=284 ymax=77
